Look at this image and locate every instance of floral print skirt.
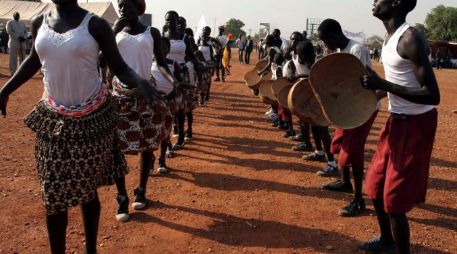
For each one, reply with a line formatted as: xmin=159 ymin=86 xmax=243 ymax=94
xmin=23 ymin=96 xmax=128 ymax=215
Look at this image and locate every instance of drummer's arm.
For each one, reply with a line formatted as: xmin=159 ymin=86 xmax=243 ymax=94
xmin=376 ymin=90 xmax=387 ymax=101
xmin=363 ymin=28 xmax=439 ymax=105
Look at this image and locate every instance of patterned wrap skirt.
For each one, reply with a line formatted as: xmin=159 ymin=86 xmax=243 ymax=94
xmin=112 ymin=77 xmax=168 ymax=154
xmin=23 ymin=96 xmax=128 ymax=215
xmin=184 ymin=61 xmax=199 ymax=112
xmin=173 ymin=63 xmax=190 ymax=112
xmin=161 ymin=90 xmax=179 ymax=140
xmin=201 ymin=60 xmax=215 ymax=93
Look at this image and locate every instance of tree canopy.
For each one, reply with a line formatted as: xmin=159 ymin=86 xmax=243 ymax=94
xmin=224 ymin=18 xmax=246 ymax=38
xmin=416 ymin=5 xmax=457 ymax=41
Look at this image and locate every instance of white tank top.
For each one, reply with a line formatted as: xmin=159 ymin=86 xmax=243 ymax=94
xmin=116 ymin=27 xmax=154 ymax=80
xmin=167 ymin=38 xmax=186 ymax=64
xmin=292 ymin=55 xmax=311 ymax=76
xmin=271 ymin=64 xmax=283 ymax=80
xmin=382 ymin=23 xmax=434 ymax=115
xmin=151 ymin=61 xmax=174 ymax=95
xmin=35 ymin=12 xmax=102 ymax=107
xmin=198 ymin=45 xmax=212 ymax=61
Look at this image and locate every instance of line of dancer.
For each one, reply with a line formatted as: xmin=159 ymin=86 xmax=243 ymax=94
xmin=0 ymin=0 xmax=228 ymax=253
xmin=253 ymin=0 xmax=439 ymax=253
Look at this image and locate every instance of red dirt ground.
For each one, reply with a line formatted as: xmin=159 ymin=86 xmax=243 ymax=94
xmin=0 ymin=52 xmax=456 ymax=254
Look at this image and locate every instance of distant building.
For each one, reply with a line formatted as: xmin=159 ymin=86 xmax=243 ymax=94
xmin=140 ymin=14 xmax=152 ymax=26
xmin=429 ymin=40 xmax=457 ymax=58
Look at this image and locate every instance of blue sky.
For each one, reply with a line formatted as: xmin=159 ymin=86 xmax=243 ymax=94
xmin=74 ymin=0 xmax=457 ymax=38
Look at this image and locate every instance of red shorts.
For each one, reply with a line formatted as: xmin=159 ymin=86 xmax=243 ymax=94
xmin=330 ymin=111 xmax=378 ymax=169
xmin=278 ymin=105 xmax=292 ymax=122
xmin=365 ymin=109 xmax=438 ymax=213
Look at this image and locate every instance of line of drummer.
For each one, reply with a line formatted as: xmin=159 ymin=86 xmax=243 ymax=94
xmin=244 ymin=23 xmax=380 ymax=217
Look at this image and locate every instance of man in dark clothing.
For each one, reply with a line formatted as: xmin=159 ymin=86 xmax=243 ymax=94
xmin=244 ymin=36 xmax=253 ymax=64
xmin=0 ymin=28 xmax=9 ymax=53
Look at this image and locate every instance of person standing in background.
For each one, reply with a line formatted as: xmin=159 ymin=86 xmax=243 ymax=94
xmin=245 ymin=35 xmax=253 ymax=64
xmin=6 ymin=12 xmax=27 ymax=76
xmin=214 ymin=26 xmax=227 ymax=82
xmin=236 ymin=35 xmax=245 ymax=64
xmin=0 ymin=27 xmax=9 ymax=53
xmin=435 ymin=47 xmax=442 ymax=70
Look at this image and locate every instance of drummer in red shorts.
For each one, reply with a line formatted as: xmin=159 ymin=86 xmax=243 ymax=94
xmin=317 ymin=19 xmax=381 ymax=217
xmin=358 ymin=0 xmax=440 ymax=253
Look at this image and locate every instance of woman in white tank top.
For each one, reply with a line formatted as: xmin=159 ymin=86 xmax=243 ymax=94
xmin=111 ymin=0 xmax=180 ymax=223
xmin=163 ymin=11 xmax=203 ymax=151
xmin=0 ymin=0 xmax=163 ymax=253
xmin=181 ymin=25 xmax=201 ymax=145
xmin=197 ymin=26 xmax=216 ymax=105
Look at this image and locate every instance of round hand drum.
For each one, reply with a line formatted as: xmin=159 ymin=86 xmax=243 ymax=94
xmin=255 ymin=59 xmax=268 ymax=70
xmin=259 ymin=80 xmax=277 ymax=105
xmin=277 ymin=85 xmax=292 ymax=109
xmin=244 ymin=69 xmax=260 ymax=88
xmin=288 ymin=79 xmax=329 ymax=127
xmin=271 ymin=77 xmax=292 ymax=99
xmin=309 ymin=53 xmax=377 ymax=129
xmin=244 ymin=60 xmax=270 ymax=89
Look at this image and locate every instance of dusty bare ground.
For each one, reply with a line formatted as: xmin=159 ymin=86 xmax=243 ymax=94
xmin=0 ymin=52 xmax=456 ymax=254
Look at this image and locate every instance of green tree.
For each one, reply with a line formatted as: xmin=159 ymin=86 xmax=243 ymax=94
xmin=415 ymin=23 xmax=430 ymax=38
xmin=425 ymin=5 xmax=457 ymax=41
xmin=224 ymin=18 xmax=246 ymax=38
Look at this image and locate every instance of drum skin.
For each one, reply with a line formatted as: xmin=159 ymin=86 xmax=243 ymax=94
xmin=288 ymin=79 xmax=329 ymax=127
xmin=309 ymin=53 xmax=377 ymax=129
xmin=259 ymin=80 xmax=277 ymax=105
xmin=277 ymin=85 xmax=292 ymax=109
xmin=271 ymin=77 xmax=292 ymax=100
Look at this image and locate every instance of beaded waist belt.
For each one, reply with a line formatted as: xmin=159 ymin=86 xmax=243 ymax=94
xmin=42 ymin=84 xmax=108 ymax=118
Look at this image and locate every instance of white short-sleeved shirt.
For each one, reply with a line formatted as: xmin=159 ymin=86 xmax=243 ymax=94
xmin=341 ymin=39 xmax=372 ymax=68
xmin=340 ymin=39 xmax=380 ymax=109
